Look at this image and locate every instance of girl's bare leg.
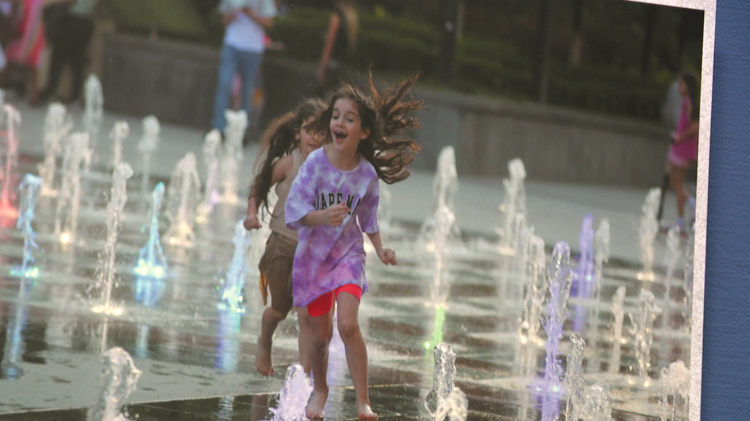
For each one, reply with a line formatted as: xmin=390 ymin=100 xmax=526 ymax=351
xmin=336 ymin=292 xmax=378 ymax=421
xmin=669 ymin=163 xmax=688 ymax=220
xmin=306 ymin=307 xmax=334 ymax=419
xmin=297 ymin=307 xmax=313 ymax=374
xmin=256 ymin=306 xmax=287 ymax=376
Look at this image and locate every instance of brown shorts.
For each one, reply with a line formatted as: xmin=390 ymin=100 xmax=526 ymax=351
xmin=258 ymin=231 xmax=297 ymax=315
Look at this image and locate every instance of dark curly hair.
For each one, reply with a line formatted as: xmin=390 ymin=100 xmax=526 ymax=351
xmin=250 ymin=97 xmax=327 ymax=217
xmin=307 ymin=73 xmax=423 ymax=184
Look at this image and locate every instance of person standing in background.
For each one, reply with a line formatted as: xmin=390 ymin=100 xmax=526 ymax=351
xmin=211 ymin=0 xmax=277 ymax=138
xmin=315 ymin=0 xmax=358 ymax=98
xmin=0 ymin=0 xmax=45 ymax=106
xmin=38 ymin=0 xmax=97 ymax=105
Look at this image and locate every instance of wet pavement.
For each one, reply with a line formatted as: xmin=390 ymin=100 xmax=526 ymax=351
xmin=0 ymin=152 xmax=691 ymax=421
xmin=0 ymin=95 xmax=697 ymax=420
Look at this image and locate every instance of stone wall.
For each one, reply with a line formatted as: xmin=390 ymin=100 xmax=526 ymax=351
xmin=102 ymin=32 xmax=671 ymax=187
xmin=410 ymin=88 xmax=671 ymax=186
xmin=102 ymin=32 xmax=219 ymax=129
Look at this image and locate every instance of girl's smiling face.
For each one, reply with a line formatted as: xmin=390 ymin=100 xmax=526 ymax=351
xmin=299 ymin=116 xmax=324 ymax=158
xmin=329 ymin=98 xmax=370 ymax=155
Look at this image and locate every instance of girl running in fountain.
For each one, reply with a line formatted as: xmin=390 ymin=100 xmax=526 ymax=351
xmin=245 ymin=98 xmax=327 ymax=377
xmin=285 ymin=75 xmax=423 ymax=420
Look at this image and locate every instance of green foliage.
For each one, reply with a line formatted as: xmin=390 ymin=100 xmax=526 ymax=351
xmin=106 ymin=1 xmax=679 ymax=122
xmin=105 ymin=0 xmax=210 ymax=41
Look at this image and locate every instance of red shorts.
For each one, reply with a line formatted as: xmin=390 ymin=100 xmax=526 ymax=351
xmin=307 ymin=284 xmax=362 ymax=317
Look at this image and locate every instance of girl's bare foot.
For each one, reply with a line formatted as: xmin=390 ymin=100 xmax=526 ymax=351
xmin=305 ymin=387 xmax=329 ymax=419
xmin=357 ymin=401 xmax=378 ymax=421
xmin=255 ymin=336 xmax=275 ymax=376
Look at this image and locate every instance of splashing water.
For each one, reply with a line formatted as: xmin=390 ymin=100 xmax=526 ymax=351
xmin=564 ymin=333 xmax=585 ymax=421
xmin=10 ymin=174 xmax=42 ymax=278
xmin=9 ymin=175 xmax=42 ymax=278
xmin=508 ymin=218 xmax=531 ymax=301
xmin=588 ymin=219 xmax=610 ymax=348
xmin=135 ymin=183 xmax=168 ymax=278
xmin=221 ymin=110 xmax=247 ymax=204
xmin=86 ymin=347 xmax=142 ymax=421
xmin=429 ymin=206 xmax=457 ymax=304
xmin=424 ymin=304 xmax=446 ymax=351
xmin=109 ymin=122 xmax=129 ymax=169
xmin=1 ymin=281 xmax=30 ymax=379
xmin=138 ymin=116 xmax=160 ymax=199
xmin=520 ymin=234 xmax=546 ymax=345
xmin=419 ymin=146 xmax=461 ymax=252
xmin=446 ymin=387 xmax=468 ymax=421
xmin=572 ymin=214 xmax=595 ymax=334
xmin=378 ymin=179 xmax=393 ymax=232
xmin=574 ymin=214 xmax=595 ymax=298
xmin=535 ymin=242 xmax=573 ymax=421
xmin=663 ymin=226 xmax=681 ymax=312
xmin=433 ymin=146 xmax=458 ymax=210
xmin=196 ymin=129 xmax=223 ymax=223
xmin=83 ymin=75 xmax=103 ymax=147
xmin=0 ymin=104 xmax=20 ymax=219
xmin=54 ymin=133 xmax=91 ymax=242
xmin=628 ymin=289 xmax=662 ymax=385
xmin=498 ymin=158 xmax=527 ymax=254
xmin=609 ymin=286 xmax=626 ymax=374
xmin=637 ymin=188 xmax=661 ymax=281
xmin=268 ymin=364 xmax=313 ymax=421
xmin=164 ymin=153 xmax=201 ymax=248
xmin=580 ymin=383 xmax=613 ymax=421
xmin=92 ymin=163 xmax=133 ymax=316
xmin=39 ymin=102 xmax=70 ymax=197
xmin=216 ymin=309 xmax=242 ymax=373
xmin=425 ymin=342 xmax=457 ymax=420
xmin=218 ymin=219 xmax=251 ymax=313
xmin=421 ymin=204 xmax=454 ymax=353
xmin=660 ymin=360 xmax=690 ymax=421
xmin=514 ymin=221 xmax=532 ymax=274
xmin=683 ymin=236 xmax=694 ymax=332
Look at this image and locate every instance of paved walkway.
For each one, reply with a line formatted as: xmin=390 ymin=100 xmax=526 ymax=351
xmin=11 ymin=99 xmax=684 ymax=265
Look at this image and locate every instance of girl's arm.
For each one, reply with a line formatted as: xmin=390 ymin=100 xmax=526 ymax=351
xmin=245 ymin=155 xmax=293 ymax=230
xmin=316 ymin=13 xmax=340 ymax=85
xmin=300 ymin=204 xmax=349 ymax=227
xmin=367 ymin=231 xmax=397 ymax=265
xmin=674 ymin=121 xmax=699 ymax=143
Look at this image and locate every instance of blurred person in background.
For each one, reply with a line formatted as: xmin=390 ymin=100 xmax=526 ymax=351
xmin=39 ymin=0 xmax=97 ymax=105
xmin=665 ymin=72 xmax=700 ymax=236
xmin=315 ymin=0 xmax=358 ymax=98
xmin=0 ymin=0 xmax=44 ymax=106
xmin=211 ymin=0 xmax=277 ymax=139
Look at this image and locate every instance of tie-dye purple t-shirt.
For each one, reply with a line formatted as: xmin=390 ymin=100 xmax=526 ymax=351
xmin=285 ymin=147 xmax=380 ymax=307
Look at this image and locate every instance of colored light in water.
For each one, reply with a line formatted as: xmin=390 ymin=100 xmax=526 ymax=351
xmin=424 ymin=305 xmax=446 ymax=351
xmin=59 ymin=232 xmax=71 ymax=244
xmin=9 ymin=266 xmax=39 ymax=279
xmin=134 ymin=259 xmax=166 ymax=279
xmin=91 ymin=305 xmax=124 ymax=316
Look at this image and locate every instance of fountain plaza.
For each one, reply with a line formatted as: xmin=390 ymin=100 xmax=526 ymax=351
xmin=0 ymin=95 xmax=693 ymax=421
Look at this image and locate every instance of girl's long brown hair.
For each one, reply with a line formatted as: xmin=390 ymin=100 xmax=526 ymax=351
xmin=680 ymin=72 xmax=700 ymax=122
xmin=250 ymin=98 xmax=327 ymax=217
xmin=308 ymin=73 xmax=423 ymax=184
